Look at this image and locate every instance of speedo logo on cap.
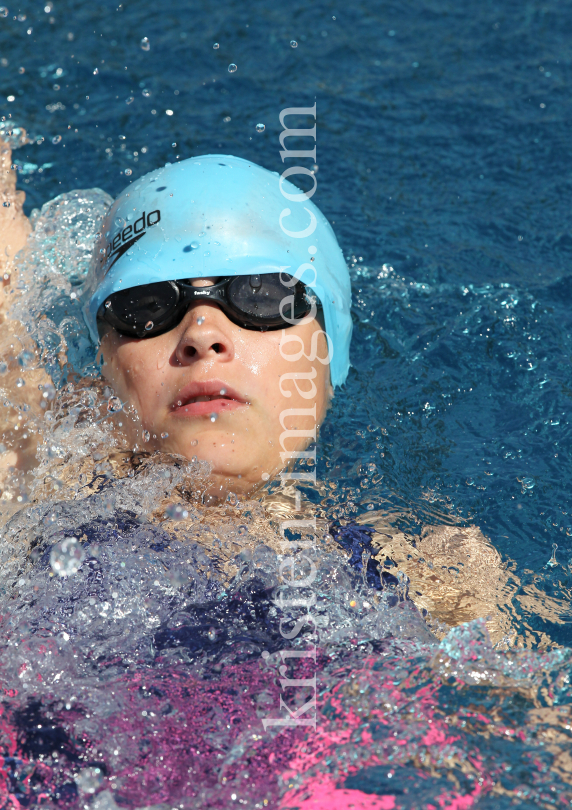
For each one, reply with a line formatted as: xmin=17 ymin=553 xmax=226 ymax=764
xmin=101 ymin=209 xmax=161 ymax=275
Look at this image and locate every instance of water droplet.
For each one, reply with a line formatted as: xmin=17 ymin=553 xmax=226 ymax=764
xmin=290 ymin=40 xmax=298 ymax=48
xmin=114 ymin=216 xmax=125 ymax=228
xmin=228 ymin=63 xmax=237 ymax=73
xmin=518 ymin=475 xmax=535 ymax=493
xmin=261 ymin=472 xmax=270 ymax=481
xmin=41 ymin=383 xmax=56 ymax=400
xmin=0 ymin=362 xmax=7 ymax=375
xmin=52 ymin=135 xmax=61 ymax=144
xmin=190 ymin=240 xmax=200 ymax=249
xmin=190 ymin=438 xmax=198 ymax=446
xmin=197 ymin=316 xmax=205 ymax=325
xmin=210 ymin=413 xmax=218 ymax=422
xmin=107 ymin=396 xmax=122 ymax=413
xmin=256 ymin=123 xmax=265 ymax=133
xmin=165 ymin=503 xmax=189 ymax=520
xmin=15 ymin=377 xmax=25 ymax=388
xmin=1 ymin=201 xmax=9 ymax=208
xmin=17 ymin=350 xmax=34 ymax=369
xmin=160 ymin=431 xmax=169 ymax=438
xmin=142 ymin=430 xmax=150 ymax=442
xmin=75 ymin=765 xmax=104 ymax=794
xmin=50 ymin=537 xmax=85 ymax=577
xmin=104 ymin=300 xmax=112 ymax=310
xmin=125 ymin=168 xmax=132 ymax=176
xmin=207 ymin=627 xmax=217 ymax=641
xmin=546 ymin=543 xmax=558 ymax=568
xmin=145 ymin=320 xmax=154 ymax=331
xmin=219 ymin=388 xmax=226 ymax=395
xmin=140 ymin=36 xmax=150 ymax=51
xmin=213 ymin=42 xmax=219 ymax=50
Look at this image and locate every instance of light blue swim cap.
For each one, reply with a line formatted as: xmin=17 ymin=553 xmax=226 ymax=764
xmin=84 ymin=154 xmax=352 ymax=386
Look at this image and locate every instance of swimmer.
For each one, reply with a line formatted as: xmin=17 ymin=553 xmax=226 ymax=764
xmin=1 ymin=139 xmax=352 ymax=500
xmin=0 ymin=136 xmax=565 ymax=647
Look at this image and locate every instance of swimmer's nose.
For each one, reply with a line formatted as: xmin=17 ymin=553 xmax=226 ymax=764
xmin=174 ymin=303 xmax=234 ymax=365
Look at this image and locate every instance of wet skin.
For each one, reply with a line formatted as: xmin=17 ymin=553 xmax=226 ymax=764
xmin=100 ymin=278 xmax=332 ymax=496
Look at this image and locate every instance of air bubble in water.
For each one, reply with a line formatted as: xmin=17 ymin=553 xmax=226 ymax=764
xmin=142 ymin=430 xmax=150 ymax=442
xmin=75 ymin=766 xmax=104 ymax=794
xmin=145 ymin=320 xmax=154 ymax=330
xmin=50 ymin=537 xmax=85 ymax=577
xmin=0 ymin=362 xmax=8 ymax=375
xmin=17 ymin=350 xmax=34 ymax=368
xmin=142 ymin=88 xmax=151 ymax=97
xmin=210 ymin=413 xmax=218 ymax=422
xmin=16 ymin=377 xmax=25 ymax=388
xmin=213 ymin=42 xmax=219 ymax=49
xmin=2 ymin=201 xmax=10 ymax=208
xmin=160 ymin=431 xmax=169 ymax=438
xmin=290 ymin=40 xmax=298 ymax=48
xmin=197 ymin=316 xmax=205 ymax=325
xmin=256 ymin=123 xmax=265 ymax=133
xmin=0 ymin=8 xmax=8 ymax=18
xmin=125 ymin=168 xmax=132 ymax=176
xmin=107 ymin=396 xmax=122 ymax=413
xmin=228 ymin=63 xmax=237 ymax=73
xmin=207 ymin=627 xmax=217 ymax=641
xmin=105 ymin=300 xmax=112 ymax=309
xmin=140 ymin=36 xmax=150 ymax=51
xmin=52 ymin=135 xmax=61 ymax=144
xmin=165 ymin=503 xmax=189 ymax=520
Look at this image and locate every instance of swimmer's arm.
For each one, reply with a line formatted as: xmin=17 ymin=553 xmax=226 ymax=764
xmin=0 ymin=136 xmax=30 ymax=281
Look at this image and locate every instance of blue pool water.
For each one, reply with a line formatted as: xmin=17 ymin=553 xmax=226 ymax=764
xmin=2 ymin=0 xmax=572 ymax=807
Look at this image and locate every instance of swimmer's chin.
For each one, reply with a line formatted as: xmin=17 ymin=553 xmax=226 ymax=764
xmin=201 ymin=461 xmax=278 ymax=499
xmin=116 ymin=419 xmax=278 ymax=498
xmin=151 ymin=437 xmax=277 ymax=497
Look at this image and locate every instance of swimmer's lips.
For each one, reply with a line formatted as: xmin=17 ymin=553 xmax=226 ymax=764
xmin=170 ymin=380 xmax=248 ymax=418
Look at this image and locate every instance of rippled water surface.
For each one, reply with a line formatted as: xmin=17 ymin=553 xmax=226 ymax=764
xmin=1 ymin=0 xmax=572 ymax=807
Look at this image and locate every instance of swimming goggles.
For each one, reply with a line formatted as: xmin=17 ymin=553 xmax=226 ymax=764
xmin=97 ymin=273 xmax=319 ymax=339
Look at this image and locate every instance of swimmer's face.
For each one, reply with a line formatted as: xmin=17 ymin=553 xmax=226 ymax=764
xmin=100 ymin=278 xmax=332 ymax=496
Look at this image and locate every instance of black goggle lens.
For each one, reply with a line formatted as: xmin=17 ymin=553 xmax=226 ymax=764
xmin=226 ymin=274 xmax=305 ymax=324
xmin=101 ymin=281 xmax=183 ymax=337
